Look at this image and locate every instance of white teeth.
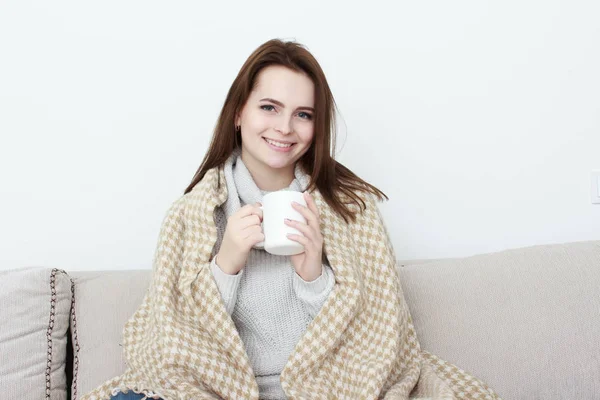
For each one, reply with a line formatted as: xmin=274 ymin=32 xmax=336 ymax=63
xmin=265 ymin=138 xmax=293 ymax=148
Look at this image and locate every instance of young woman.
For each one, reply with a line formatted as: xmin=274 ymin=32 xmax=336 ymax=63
xmin=83 ymin=39 xmax=500 ymax=400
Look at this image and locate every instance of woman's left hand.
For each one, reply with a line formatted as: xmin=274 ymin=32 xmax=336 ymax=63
xmin=285 ymin=191 xmax=324 ymax=282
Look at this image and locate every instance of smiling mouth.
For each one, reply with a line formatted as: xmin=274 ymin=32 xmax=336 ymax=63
xmin=263 ymin=137 xmax=296 ymax=148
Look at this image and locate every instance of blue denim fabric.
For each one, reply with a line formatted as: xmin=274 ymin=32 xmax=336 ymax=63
xmin=109 ymin=391 xmax=163 ymax=400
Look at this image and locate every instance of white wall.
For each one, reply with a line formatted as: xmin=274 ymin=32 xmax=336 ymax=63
xmin=1 ymin=0 xmax=599 ymax=271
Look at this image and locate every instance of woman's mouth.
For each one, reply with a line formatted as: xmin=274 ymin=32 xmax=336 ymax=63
xmin=263 ymin=137 xmax=296 ymax=152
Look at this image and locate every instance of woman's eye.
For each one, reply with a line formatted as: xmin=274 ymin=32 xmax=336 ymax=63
xmin=298 ymin=112 xmax=313 ymax=120
xmin=260 ymin=105 xmax=275 ymax=112
xmin=260 ymin=105 xmax=311 ymax=120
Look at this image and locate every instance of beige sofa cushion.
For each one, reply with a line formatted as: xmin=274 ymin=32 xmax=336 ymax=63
xmin=398 ymin=239 xmax=600 ymax=400
xmin=0 ymin=267 xmax=72 ymax=400
xmin=69 ymin=270 xmax=151 ymax=397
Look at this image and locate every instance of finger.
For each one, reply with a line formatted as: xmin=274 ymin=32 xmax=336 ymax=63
xmin=303 ymin=192 xmax=320 ymax=219
xmin=239 ymin=214 xmax=262 ymax=229
xmin=240 ymin=203 xmax=261 ymax=212
xmin=291 ymin=201 xmax=317 ymax=226
xmin=243 ymin=231 xmax=265 ymax=249
xmin=286 ymin=233 xmax=311 ymax=248
xmin=246 ymin=231 xmax=265 ymax=245
xmin=242 ymin=224 xmax=263 ymax=240
xmin=284 ymin=219 xmax=315 ymax=241
xmin=238 ymin=203 xmax=263 ymax=218
xmin=250 ymin=232 xmax=265 ymax=245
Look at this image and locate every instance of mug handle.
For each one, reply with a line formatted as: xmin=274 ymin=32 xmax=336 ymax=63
xmin=256 ymin=205 xmax=265 ymax=247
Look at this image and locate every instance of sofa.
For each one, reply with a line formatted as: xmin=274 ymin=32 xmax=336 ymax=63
xmin=2 ymin=239 xmax=599 ymax=400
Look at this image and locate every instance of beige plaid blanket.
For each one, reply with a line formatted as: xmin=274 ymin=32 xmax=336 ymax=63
xmin=80 ymin=166 xmax=501 ymax=400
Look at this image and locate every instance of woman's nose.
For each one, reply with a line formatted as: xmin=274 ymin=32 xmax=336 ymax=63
xmin=275 ymin=116 xmax=293 ymax=135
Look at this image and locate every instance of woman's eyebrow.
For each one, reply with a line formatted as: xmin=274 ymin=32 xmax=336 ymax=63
xmin=260 ymin=97 xmax=315 ymax=112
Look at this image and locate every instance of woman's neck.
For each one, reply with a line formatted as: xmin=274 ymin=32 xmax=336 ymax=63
xmin=241 ymin=152 xmax=295 ymax=191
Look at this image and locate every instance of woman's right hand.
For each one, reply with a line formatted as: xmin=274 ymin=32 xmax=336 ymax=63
xmin=215 ymin=202 xmax=264 ymax=275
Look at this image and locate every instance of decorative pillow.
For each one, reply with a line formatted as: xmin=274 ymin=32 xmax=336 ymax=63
xmin=0 ymin=267 xmax=73 ymax=400
xmin=68 ymin=270 xmax=152 ymax=398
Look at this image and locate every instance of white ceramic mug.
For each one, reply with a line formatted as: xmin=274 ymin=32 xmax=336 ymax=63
xmin=256 ymin=190 xmax=307 ymax=256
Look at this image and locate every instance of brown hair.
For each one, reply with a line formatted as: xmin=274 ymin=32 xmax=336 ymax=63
xmin=183 ymin=38 xmax=387 ymax=224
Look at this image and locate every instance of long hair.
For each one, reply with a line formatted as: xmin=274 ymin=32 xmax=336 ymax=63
xmin=183 ymin=38 xmax=387 ymax=223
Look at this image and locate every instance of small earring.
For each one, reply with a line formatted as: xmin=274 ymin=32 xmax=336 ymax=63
xmin=235 ymin=125 xmax=240 ymax=132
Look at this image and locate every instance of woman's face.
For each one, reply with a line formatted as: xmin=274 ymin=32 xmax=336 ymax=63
xmin=236 ymin=65 xmax=315 ymax=176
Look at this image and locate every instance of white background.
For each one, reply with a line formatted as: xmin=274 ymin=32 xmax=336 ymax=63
xmin=1 ymin=0 xmax=599 ymax=271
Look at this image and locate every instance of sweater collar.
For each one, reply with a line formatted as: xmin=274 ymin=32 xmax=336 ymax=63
xmin=222 ymin=146 xmax=311 ymax=220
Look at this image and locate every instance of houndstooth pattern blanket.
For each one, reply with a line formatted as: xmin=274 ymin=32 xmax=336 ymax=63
xmin=80 ymin=166 xmax=502 ymax=400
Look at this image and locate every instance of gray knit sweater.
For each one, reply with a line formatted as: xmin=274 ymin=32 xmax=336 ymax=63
xmin=209 ymin=148 xmax=336 ymax=400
